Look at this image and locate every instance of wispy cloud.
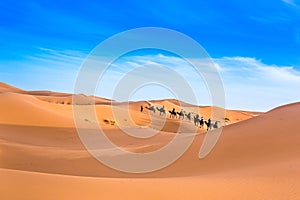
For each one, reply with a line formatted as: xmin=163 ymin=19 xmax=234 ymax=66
xmin=214 ymin=56 xmax=300 ymax=111
xmin=2 ymin=48 xmax=300 ymax=111
xmin=282 ymin=0 xmax=300 ymax=8
xmin=103 ymin=54 xmax=300 ymax=111
xmin=216 ymin=56 xmax=300 ymax=83
xmin=0 ymin=47 xmax=84 ymax=92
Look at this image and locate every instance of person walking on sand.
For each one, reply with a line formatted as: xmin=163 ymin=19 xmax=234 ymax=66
xmin=140 ymin=105 xmax=143 ymax=112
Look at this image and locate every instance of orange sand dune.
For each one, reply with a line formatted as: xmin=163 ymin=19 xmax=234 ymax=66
xmin=1 ymin=97 xmax=299 ymax=178
xmin=0 ymin=92 xmax=74 ymax=127
xmin=0 ymin=83 xmax=300 ymax=199
xmin=1 ymin=168 xmax=299 ymax=200
xmin=0 ymin=82 xmax=24 ymax=93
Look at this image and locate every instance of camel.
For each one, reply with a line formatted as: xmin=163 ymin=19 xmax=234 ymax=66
xmin=194 ymin=114 xmax=205 ymax=128
xmin=207 ymin=120 xmax=220 ymax=131
xmin=194 ymin=114 xmax=199 ymax=126
xmin=169 ymin=108 xmax=177 ymax=118
xmin=145 ymin=105 xmax=156 ymax=113
xmin=185 ymin=112 xmax=191 ymax=121
xmin=177 ymin=110 xmax=184 ymax=119
xmin=156 ymin=106 xmax=166 ymax=115
xmin=212 ymin=121 xmax=219 ymax=129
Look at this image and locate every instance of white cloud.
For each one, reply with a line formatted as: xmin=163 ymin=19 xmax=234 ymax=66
xmin=95 ymin=54 xmax=212 ymax=106
xmin=216 ymin=56 xmax=300 ymax=83
xmin=214 ymin=56 xmax=300 ymax=111
xmin=3 ymin=48 xmax=300 ymax=112
xmin=101 ymin=54 xmax=300 ymax=111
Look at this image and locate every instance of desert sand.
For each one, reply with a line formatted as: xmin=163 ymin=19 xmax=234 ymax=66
xmin=0 ymin=82 xmax=299 ymax=199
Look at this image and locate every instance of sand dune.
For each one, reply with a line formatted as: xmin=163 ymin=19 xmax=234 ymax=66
xmin=0 ymin=82 xmax=24 ymax=93
xmin=1 ymin=168 xmax=299 ymax=200
xmin=0 ymin=82 xmax=299 ymax=199
xmin=0 ymin=92 xmax=74 ymax=127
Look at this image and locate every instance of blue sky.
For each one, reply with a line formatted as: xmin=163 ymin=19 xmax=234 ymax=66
xmin=0 ymin=0 xmax=300 ymax=111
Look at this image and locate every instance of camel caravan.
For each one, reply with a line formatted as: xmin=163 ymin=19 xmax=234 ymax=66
xmin=142 ymin=103 xmax=221 ymax=131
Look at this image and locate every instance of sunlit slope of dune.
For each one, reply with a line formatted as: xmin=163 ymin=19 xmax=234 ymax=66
xmin=0 ymin=85 xmax=299 ymax=178
xmin=1 ymin=168 xmax=299 ymax=200
xmin=0 ymin=92 xmax=74 ymax=127
xmin=0 ymin=82 xmax=300 ymax=199
xmin=0 ymin=82 xmax=24 ymax=93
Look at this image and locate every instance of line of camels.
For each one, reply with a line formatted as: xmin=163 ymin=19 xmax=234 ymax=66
xmin=144 ymin=105 xmax=220 ymax=131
